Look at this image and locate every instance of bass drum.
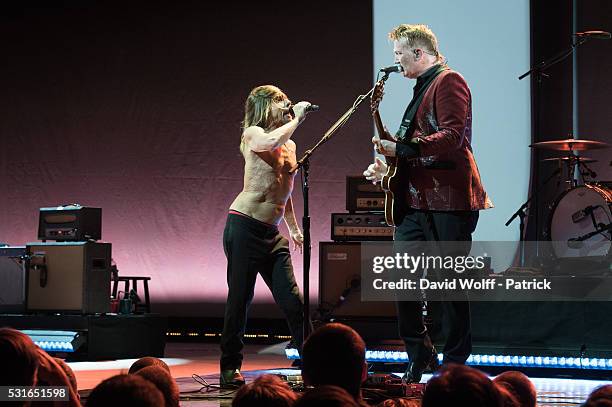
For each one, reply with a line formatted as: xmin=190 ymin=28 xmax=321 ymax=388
xmin=548 ymin=184 xmax=612 ymax=258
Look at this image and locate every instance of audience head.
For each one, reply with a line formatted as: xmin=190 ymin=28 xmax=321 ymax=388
xmin=53 ymin=358 xmax=78 ymax=393
xmin=376 ymin=398 xmax=421 ymax=407
xmin=422 ymin=364 xmax=503 ymax=407
xmin=0 ymin=327 xmax=40 ymax=386
xmin=294 ymin=385 xmax=359 ymax=407
xmin=302 ymin=323 xmax=367 ymax=400
xmin=87 ymin=374 xmax=165 ymax=407
xmin=496 ymin=384 xmax=520 ymax=407
xmin=232 ymin=374 xmax=297 ymax=407
xmin=134 ymin=365 xmax=179 ymax=407
xmin=493 ymin=371 xmax=537 ymax=407
xmin=128 ymin=356 xmax=171 ymax=374
xmin=583 ymin=384 xmax=612 ymax=407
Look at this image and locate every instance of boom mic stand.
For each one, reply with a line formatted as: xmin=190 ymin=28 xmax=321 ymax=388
xmin=290 ymin=71 xmax=392 ymax=342
xmin=517 ymin=35 xmax=590 ymax=259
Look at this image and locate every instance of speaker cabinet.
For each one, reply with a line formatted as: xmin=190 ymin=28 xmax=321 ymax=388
xmin=26 ymin=242 xmax=111 ymax=314
xmin=0 ymin=246 xmax=26 ymax=313
xmin=319 ymin=242 xmax=396 ymax=318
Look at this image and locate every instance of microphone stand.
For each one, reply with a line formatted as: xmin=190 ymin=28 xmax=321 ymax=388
xmin=290 ymin=74 xmax=389 ymax=342
xmin=505 ymin=167 xmax=560 ymax=267
xmin=518 ymin=36 xmax=587 ymax=80
xmin=518 ymin=35 xmax=589 ymax=258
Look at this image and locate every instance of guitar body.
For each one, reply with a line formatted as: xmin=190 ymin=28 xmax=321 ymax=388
xmin=380 ymin=156 xmax=408 ymax=227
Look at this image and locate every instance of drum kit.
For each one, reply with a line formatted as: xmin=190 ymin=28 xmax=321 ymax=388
xmin=529 ymin=138 xmax=612 ymax=259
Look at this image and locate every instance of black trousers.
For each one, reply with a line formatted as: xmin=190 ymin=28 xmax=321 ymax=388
xmin=220 ymin=213 xmax=305 ymax=371
xmin=394 ymin=209 xmax=479 ymax=365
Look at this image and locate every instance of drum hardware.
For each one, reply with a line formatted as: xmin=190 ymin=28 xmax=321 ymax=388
xmin=508 ymin=139 xmax=610 ymax=266
xmin=541 ymin=153 xmax=599 ymax=190
xmin=533 ymin=138 xmax=609 ymax=189
xmin=547 ymin=183 xmax=612 ymax=259
xmin=567 ymin=223 xmax=612 ymax=248
xmin=530 ymin=139 xmax=610 ymax=151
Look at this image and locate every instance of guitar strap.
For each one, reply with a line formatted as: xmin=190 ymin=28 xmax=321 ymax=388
xmin=396 ymin=64 xmax=448 ymax=141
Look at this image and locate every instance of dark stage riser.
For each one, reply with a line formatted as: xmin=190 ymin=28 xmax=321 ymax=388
xmin=321 ymin=301 xmax=612 ymax=359
xmin=0 ymin=313 xmax=167 ymax=361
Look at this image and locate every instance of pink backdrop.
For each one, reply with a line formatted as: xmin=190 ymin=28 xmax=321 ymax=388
xmin=0 ymin=2 xmax=374 ymax=316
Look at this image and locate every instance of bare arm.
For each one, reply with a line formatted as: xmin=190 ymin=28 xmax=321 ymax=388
xmin=243 ymin=118 xmax=301 ymax=152
xmin=284 ymin=196 xmax=301 ymax=235
xmin=242 ymin=101 xmax=311 ymax=152
xmin=284 ymin=196 xmax=304 ymax=252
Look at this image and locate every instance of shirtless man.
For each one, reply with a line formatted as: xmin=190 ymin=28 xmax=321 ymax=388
xmin=220 ymin=85 xmax=312 ymax=387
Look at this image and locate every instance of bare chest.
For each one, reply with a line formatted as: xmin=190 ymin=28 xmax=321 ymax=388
xmin=250 ymin=145 xmax=297 ymax=174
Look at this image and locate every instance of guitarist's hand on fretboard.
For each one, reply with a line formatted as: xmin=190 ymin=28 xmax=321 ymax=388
xmin=372 ymin=135 xmax=397 ymax=157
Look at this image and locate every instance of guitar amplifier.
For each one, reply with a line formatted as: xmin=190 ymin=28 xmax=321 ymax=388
xmin=331 ymin=213 xmax=394 ymax=241
xmin=346 ymin=176 xmax=385 ymax=212
xmin=26 ymin=242 xmax=111 ymax=313
xmin=0 ymin=246 xmax=26 ymax=313
xmin=38 ymin=205 xmax=102 ymax=241
xmin=320 ymin=242 xmax=395 ymax=318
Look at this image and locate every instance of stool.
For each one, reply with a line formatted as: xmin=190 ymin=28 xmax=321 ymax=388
xmin=111 ymin=276 xmax=151 ymax=313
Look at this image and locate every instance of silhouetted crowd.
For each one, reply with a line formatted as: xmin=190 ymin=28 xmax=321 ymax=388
xmin=2 ymin=325 xmax=611 ymax=406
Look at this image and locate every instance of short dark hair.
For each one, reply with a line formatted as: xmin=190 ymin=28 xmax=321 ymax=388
xmin=87 ymin=374 xmax=165 ymax=407
xmin=128 ymin=356 xmax=171 ymax=374
xmin=583 ymin=384 xmax=612 ymax=407
xmin=301 ymin=323 xmax=366 ymax=400
xmin=135 ymin=365 xmax=179 ymax=407
xmin=232 ymin=374 xmax=297 ymax=407
xmin=493 ymin=371 xmax=536 ymax=407
xmin=422 ymin=364 xmax=503 ymax=407
xmin=0 ymin=327 xmax=40 ymax=386
xmin=294 ymin=385 xmax=359 ymax=407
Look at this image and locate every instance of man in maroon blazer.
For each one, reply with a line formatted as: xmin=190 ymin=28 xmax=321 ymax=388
xmin=363 ymin=24 xmax=493 ymax=383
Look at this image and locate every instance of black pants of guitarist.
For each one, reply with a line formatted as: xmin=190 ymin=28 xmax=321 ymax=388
xmin=394 ymin=209 xmax=479 ymax=366
xmin=220 ymin=212 xmax=306 ymax=371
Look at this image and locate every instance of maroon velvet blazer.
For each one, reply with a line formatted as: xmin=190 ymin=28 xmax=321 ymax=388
xmin=403 ymin=69 xmax=493 ymax=211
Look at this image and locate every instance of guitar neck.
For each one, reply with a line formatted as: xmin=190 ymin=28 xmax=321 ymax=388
xmin=373 ymin=109 xmax=386 ymax=139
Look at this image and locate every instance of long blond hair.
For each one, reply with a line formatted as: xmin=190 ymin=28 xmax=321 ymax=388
xmin=242 ymin=85 xmax=287 ymax=131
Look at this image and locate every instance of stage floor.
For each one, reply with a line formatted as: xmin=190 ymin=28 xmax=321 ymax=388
xmin=69 ymin=342 xmax=609 ymax=406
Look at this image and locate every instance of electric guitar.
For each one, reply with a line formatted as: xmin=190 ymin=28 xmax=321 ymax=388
xmin=370 ymin=79 xmax=408 ymax=227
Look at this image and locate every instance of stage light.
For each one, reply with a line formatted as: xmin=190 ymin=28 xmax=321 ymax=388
xmin=22 ymin=330 xmax=85 ymax=353
xmin=284 ymin=348 xmax=612 ymax=370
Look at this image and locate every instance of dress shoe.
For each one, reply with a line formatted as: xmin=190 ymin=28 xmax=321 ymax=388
xmin=220 ymin=369 xmax=245 ymax=388
xmin=402 ymin=346 xmax=439 ymax=383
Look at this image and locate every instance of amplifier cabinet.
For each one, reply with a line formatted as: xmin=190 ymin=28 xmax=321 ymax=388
xmin=26 ymin=242 xmax=111 ymax=314
xmin=319 ymin=242 xmax=395 ymax=318
xmin=0 ymin=246 xmax=26 ymax=313
xmin=331 ymin=213 xmax=394 ymax=241
xmin=38 ymin=206 xmax=102 ymax=241
xmin=346 ymin=176 xmax=385 ymax=212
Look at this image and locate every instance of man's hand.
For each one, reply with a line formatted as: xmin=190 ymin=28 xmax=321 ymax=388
xmin=372 ymin=136 xmax=397 ymax=157
xmin=290 ymin=230 xmax=304 ymax=253
xmin=363 ymin=157 xmax=387 ymax=185
xmin=291 ymin=101 xmax=311 ymax=123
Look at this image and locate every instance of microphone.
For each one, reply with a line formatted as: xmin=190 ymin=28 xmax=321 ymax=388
xmin=287 ymin=104 xmax=319 ymax=117
xmin=575 ymin=30 xmax=611 ymax=39
xmin=380 ymin=64 xmax=404 ymax=74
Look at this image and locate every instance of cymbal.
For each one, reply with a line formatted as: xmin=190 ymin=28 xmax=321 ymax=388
xmin=530 ymin=139 xmax=610 ymax=151
xmin=542 ymin=156 xmax=597 ymax=163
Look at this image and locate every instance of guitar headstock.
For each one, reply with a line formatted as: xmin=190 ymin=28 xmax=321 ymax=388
xmin=370 ymin=79 xmax=385 ymax=115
